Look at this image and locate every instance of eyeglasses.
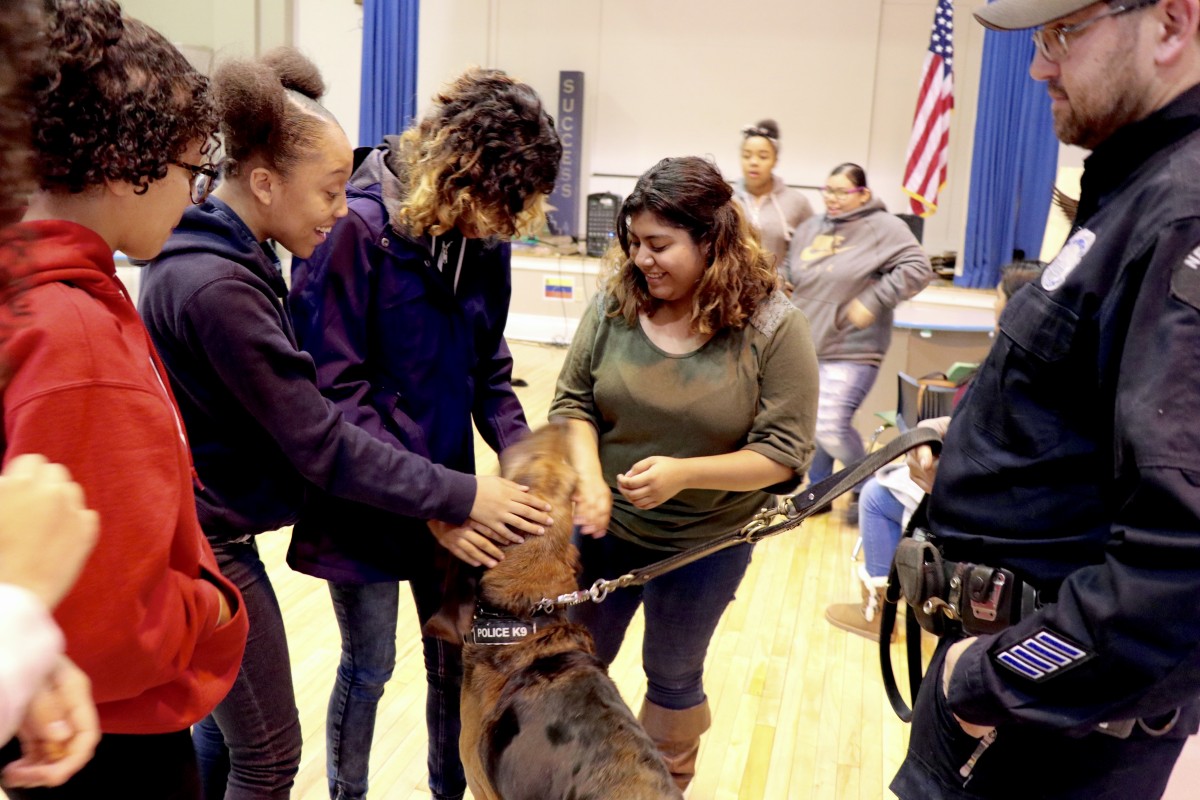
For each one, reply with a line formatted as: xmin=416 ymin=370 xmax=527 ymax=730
xmin=170 ymin=160 xmax=219 ymax=205
xmin=820 ymin=186 xmax=865 ymax=200
xmin=1032 ymin=0 xmax=1158 ymax=63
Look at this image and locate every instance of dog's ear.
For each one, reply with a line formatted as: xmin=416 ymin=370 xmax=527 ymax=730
xmin=421 ymin=548 xmax=480 ymax=646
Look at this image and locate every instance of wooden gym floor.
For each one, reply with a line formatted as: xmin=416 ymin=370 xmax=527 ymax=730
xmin=262 ymin=340 xmax=929 ymax=799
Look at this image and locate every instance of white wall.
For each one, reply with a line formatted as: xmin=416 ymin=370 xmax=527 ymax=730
xmin=119 ymin=0 xmax=291 ymax=66
xmin=415 ymin=0 xmax=990 ymax=257
xmin=293 ymin=0 xmax=364 ymax=147
xmin=128 ymin=0 xmax=1004 ymax=260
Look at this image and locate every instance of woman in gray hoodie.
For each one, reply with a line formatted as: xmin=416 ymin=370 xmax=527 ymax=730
xmin=783 ymin=163 xmax=933 ymax=507
xmin=732 ymin=119 xmax=813 ymax=270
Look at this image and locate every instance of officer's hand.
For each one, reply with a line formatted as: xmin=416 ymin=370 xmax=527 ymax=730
xmin=906 ymin=416 xmax=951 ymax=493
xmin=941 ymin=637 xmax=994 ymax=739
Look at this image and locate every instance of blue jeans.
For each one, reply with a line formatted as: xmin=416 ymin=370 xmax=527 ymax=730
xmin=570 ymin=533 xmax=753 ymax=710
xmin=809 ymin=361 xmax=880 ymax=486
xmin=860 ymin=476 xmax=906 ymax=578
xmin=193 ymin=539 xmax=302 ymax=800
xmin=326 ymin=576 xmax=464 ymax=800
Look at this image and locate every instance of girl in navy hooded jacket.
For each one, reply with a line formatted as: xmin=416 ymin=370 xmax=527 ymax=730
xmin=139 ymin=55 xmax=553 ymax=800
xmin=286 ymin=68 xmax=561 ymax=800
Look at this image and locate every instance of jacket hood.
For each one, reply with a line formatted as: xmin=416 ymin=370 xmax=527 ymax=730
xmin=734 ymin=174 xmax=792 ymax=201
xmin=825 ymin=194 xmax=888 ymax=225
xmin=351 ymin=136 xmax=407 ymax=230
xmin=4 ymin=220 xmax=120 ymax=296
xmin=155 ymin=196 xmax=278 ymax=280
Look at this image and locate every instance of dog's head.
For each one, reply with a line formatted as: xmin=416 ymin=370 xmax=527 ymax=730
xmin=422 ymin=421 xmax=580 ymax=645
xmin=498 ymin=420 xmax=576 ymax=511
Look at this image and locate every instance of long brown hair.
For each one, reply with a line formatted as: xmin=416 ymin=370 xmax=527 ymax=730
xmin=604 ymin=156 xmax=777 ymax=334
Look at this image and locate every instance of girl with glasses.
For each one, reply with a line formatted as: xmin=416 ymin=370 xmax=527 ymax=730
xmin=731 ymin=119 xmax=813 ymax=271
xmin=0 ymin=0 xmax=100 ymax=790
xmin=0 ymin=1 xmax=249 ymax=796
xmin=782 ymin=162 xmax=933 ymax=518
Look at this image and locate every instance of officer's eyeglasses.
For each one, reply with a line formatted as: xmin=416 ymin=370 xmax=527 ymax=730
xmin=1032 ymin=0 xmax=1159 ymax=64
xmin=170 ymin=160 xmax=220 ymax=205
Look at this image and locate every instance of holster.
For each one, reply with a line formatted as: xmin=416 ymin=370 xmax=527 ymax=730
xmin=890 ymin=530 xmax=1033 ymax=637
xmin=890 ymin=534 xmax=947 ymax=636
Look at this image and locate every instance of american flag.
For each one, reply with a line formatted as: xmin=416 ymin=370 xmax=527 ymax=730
xmin=902 ymin=0 xmax=954 ymax=217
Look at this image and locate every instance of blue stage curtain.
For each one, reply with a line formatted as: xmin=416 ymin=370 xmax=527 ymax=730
xmin=359 ymin=0 xmax=419 ymax=147
xmin=958 ymin=25 xmax=1060 ymax=288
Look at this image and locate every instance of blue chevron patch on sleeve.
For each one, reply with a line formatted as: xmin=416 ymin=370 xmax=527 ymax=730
xmin=993 ymin=628 xmax=1094 ymax=683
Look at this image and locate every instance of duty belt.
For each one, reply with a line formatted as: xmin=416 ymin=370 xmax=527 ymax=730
xmin=879 ymin=522 xmax=1181 ymax=739
xmin=889 ymin=527 xmax=1039 ymax=638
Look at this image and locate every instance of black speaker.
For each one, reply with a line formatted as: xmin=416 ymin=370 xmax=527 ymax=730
xmin=586 ymin=192 xmax=622 ymax=257
xmin=895 ymin=213 xmax=925 ymax=244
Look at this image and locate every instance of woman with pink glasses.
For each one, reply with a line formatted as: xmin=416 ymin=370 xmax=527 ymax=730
xmin=782 ymin=162 xmax=932 ymax=516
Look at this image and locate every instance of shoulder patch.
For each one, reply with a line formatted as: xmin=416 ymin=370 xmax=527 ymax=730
xmin=750 ymin=291 xmax=794 ymax=338
xmin=1171 ymin=244 xmax=1200 ymax=311
xmin=993 ymin=628 xmax=1093 ymax=683
xmin=1042 ymin=229 xmax=1095 ymax=291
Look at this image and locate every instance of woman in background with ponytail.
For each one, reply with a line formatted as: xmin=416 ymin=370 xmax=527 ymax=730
xmin=140 ymin=51 xmax=551 ymax=800
xmin=731 ymin=119 xmax=812 ymax=270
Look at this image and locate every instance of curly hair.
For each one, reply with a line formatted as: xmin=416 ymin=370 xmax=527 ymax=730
xmin=214 ymin=47 xmax=339 ymax=178
xmin=30 ymin=0 xmax=217 ymax=195
xmin=394 ymin=68 xmax=562 ymax=238
xmin=0 ymin=0 xmax=46 ymax=362
xmin=604 ymin=156 xmax=777 ymax=335
xmin=0 ymin=0 xmax=44 ymax=226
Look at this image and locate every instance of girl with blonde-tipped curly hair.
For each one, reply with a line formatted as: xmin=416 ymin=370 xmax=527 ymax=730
xmin=286 ymin=67 xmax=560 ymax=800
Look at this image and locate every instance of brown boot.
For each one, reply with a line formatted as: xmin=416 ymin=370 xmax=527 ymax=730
xmin=638 ymin=698 xmax=711 ymax=792
xmin=824 ymin=570 xmax=895 ymax=643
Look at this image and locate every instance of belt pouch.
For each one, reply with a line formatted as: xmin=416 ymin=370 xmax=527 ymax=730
xmin=892 ymin=537 xmax=947 ymax=636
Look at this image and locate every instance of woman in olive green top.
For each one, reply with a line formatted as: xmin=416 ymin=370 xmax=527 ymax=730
xmin=550 ymin=156 xmax=818 ymax=792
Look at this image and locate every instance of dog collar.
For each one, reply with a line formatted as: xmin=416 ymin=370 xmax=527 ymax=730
xmin=469 ymin=603 xmax=541 ymax=647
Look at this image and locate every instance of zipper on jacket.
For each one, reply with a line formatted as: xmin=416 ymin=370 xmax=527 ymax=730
xmin=959 ymin=728 xmax=997 ymax=787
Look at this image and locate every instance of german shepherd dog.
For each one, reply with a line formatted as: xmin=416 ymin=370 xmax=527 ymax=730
xmin=425 ymin=422 xmax=681 ymax=800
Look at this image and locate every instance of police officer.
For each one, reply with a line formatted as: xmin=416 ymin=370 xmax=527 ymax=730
xmin=893 ymin=0 xmax=1200 ymax=797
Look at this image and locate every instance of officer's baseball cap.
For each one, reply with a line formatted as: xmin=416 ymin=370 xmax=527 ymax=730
xmin=974 ymin=0 xmax=1107 ymax=31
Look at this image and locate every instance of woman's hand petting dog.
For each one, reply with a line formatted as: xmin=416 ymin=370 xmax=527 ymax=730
xmin=428 ymin=519 xmax=511 ymax=568
xmin=617 ymin=456 xmax=688 ymax=510
xmin=573 ymin=471 xmax=612 ymax=537
xmin=471 ymin=475 xmax=553 ymax=536
xmin=434 ymin=476 xmax=554 ymax=568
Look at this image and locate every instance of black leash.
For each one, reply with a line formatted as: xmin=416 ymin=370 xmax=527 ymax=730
xmin=879 ymin=494 xmax=942 ymax=723
xmin=531 ymin=427 xmax=944 ymax=614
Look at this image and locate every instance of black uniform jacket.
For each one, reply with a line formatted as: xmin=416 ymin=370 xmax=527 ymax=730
xmin=935 ymin=82 xmax=1200 ymax=735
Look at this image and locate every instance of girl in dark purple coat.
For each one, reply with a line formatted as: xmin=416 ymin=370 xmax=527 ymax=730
xmin=287 ymin=68 xmax=561 ymax=800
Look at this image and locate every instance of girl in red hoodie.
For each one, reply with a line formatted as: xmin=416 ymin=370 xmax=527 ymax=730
xmin=0 ymin=2 xmax=247 ymax=797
